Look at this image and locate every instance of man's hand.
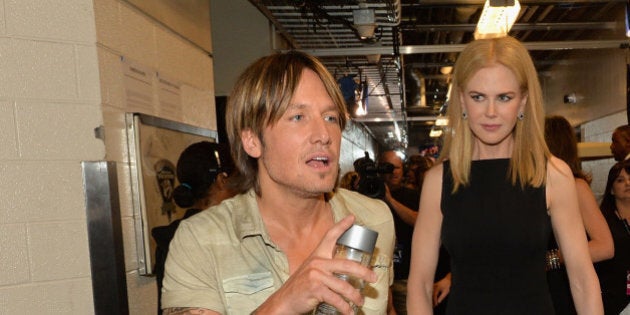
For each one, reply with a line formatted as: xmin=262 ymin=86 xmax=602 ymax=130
xmin=255 ymin=215 xmax=378 ymax=314
xmin=432 ymin=273 xmax=451 ymax=307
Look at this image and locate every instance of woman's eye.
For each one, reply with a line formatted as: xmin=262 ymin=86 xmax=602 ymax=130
xmin=470 ymin=94 xmax=483 ymax=101
xmin=499 ymin=95 xmax=513 ymax=102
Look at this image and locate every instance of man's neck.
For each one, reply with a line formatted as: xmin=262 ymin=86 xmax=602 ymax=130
xmin=257 ymin=189 xmax=332 ymax=233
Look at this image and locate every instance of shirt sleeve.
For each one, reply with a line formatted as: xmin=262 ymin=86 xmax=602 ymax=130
xmin=161 ymin=220 xmax=225 ymax=313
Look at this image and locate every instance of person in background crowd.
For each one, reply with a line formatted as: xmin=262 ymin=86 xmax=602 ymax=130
xmin=597 ymin=160 xmax=630 ymax=314
xmin=339 ymin=170 xmax=360 ymax=191
xmin=161 ymin=51 xmax=395 ymax=314
xmin=407 ymin=36 xmax=602 ymax=314
xmin=379 ymin=150 xmax=420 ymax=315
xmin=404 ymin=154 xmax=434 ymax=191
xmin=151 ymin=141 xmax=236 ymax=315
xmin=544 ymin=115 xmax=614 ymax=314
xmin=610 ymin=125 xmax=630 ymax=161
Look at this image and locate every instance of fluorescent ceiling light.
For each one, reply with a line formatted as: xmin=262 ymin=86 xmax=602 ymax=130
xmin=435 ymin=116 xmax=449 ymax=126
xmin=429 ymin=127 xmax=443 ymax=138
xmin=474 ymin=0 xmax=521 ymax=40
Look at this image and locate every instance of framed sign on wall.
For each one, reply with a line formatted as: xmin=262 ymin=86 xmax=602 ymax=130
xmin=126 ymin=112 xmax=217 ymax=275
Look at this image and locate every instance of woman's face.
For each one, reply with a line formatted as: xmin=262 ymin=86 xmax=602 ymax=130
xmin=611 ymin=168 xmax=630 ymax=201
xmin=460 ymin=64 xmax=527 ymax=158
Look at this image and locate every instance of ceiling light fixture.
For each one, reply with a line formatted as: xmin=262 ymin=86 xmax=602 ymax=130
xmin=429 ymin=126 xmax=443 ymax=138
xmin=353 ymin=7 xmax=376 ymax=39
xmin=474 ymin=0 xmax=521 ymax=40
xmin=435 ymin=116 xmax=449 ymax=126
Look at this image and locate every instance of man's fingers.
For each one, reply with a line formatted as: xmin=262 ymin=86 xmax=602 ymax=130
xmin=314 ymin=215 xmax=355 ymax=257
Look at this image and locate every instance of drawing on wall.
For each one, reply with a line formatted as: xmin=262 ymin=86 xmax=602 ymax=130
xmin=126 ymin=113 xmax=217 ymax=275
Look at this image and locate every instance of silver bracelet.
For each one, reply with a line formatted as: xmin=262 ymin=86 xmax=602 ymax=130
xmin=546 ymin=248 xmax=561 ymax=270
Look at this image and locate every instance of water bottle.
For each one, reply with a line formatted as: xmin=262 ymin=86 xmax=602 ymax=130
xmin=314 ymin=224 xmax=379 ymax=315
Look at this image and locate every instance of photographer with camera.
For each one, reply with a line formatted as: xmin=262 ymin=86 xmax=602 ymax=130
xmin=378 ymin=150 xmax=421 ymax=315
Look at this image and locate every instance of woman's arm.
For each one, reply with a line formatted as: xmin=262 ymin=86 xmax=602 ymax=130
xmin=575 ymin=178 xmax=614 ymax=262
xmin=407 ymin=164 xmax=444 ymax=315
xmin=547 ymin=157 xmax=603 ymax=315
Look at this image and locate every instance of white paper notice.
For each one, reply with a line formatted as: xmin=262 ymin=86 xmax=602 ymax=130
xmin=122 ymin=57 xmax=155 ymax=114
xmin=157 ymin=73 xmax=182 ymax=120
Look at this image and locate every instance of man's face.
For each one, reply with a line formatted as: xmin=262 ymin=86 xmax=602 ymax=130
xmin=381 ymin=151 xmax=404 ymax=189
xmin=247 ymin=69 xmax=342 ymax=197
xmin=611 ymin=131 xmax=630 ymax=161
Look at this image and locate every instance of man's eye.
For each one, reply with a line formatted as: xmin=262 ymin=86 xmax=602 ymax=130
xmin=325 ymin=115 xmax=339 ymax=123
xmin=291 ymin=114 xmax=304 ymax=121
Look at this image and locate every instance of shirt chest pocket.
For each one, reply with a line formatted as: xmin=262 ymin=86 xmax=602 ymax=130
xmin=222 ymin=272 xmax=276 ymax=314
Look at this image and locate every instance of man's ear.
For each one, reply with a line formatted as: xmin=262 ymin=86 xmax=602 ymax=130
xmin=241 ymin=129 xmax=262 ymax=158
xmin=216 ymin=172 xmax=229 ymax=188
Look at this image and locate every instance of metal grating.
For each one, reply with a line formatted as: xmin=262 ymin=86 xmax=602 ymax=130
xmin=250 ymin=0 xmax=630 ymax=151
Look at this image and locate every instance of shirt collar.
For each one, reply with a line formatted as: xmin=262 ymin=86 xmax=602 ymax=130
xmin=232 ymin=189 xmax=366 ymax=241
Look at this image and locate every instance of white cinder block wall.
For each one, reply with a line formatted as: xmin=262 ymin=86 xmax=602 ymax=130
xmin=94 ymin=0 xmax=216 ymax=314
xmin=0 ymin=0 xmax=103 ymax=313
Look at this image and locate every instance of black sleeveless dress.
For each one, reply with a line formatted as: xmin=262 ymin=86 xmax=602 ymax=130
xmin=441 ymin=159 xmax=554 ymax=315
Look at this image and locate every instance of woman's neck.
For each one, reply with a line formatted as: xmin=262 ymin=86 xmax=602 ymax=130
xmin=615 ymin=200 xmax=630 ymax=219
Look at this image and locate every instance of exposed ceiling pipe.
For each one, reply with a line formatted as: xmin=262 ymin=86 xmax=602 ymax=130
xmin=409 ymin=6 xmax=477 ymax=110
xmin=376 ymin=0 xmax=402 ymax=27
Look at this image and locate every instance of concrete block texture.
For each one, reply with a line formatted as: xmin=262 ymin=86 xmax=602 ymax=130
xmin=16 ymin=102 xmax=105 ymax=160
xmin=118 ymin=4 xmax=157 ymax=68
xmin=0 ymin=279 xmax=94 ymax=314
xmin=0 ymin=224 xmax=29 ymax=286
xmin=0 ymin=38 xmax=76 ymax=100
xmin=28 ymin=221 xmax=91 ymax=281
xmin=0 ymin=161 xmax=86 ymax=224
xmin=0 ymin=102 xmax=18 ymax=160
xmin=4 ymin=0 xmax=96 ymax=43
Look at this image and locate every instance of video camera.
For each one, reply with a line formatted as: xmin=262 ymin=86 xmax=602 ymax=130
xmin=353 ymin=151 xmax=394 ymax=199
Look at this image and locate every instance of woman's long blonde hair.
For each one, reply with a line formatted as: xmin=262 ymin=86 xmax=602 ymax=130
xmin=439 ymin=36 xmax=550 ymax=192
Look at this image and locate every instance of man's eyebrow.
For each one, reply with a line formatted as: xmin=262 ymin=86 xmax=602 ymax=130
xmin=287 ymin=102 xmax=339 ymax=113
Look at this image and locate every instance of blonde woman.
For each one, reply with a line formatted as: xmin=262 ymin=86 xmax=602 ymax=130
xmin=407 ymin=37 xmax=602 ymax=315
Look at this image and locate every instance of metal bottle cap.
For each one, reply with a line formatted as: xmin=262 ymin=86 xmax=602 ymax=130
xmin=336 ymin=224 xmax=378 ymax=254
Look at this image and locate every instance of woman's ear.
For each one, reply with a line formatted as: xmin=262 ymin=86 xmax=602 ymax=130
xmin=241 ymin=128 xmax=262 ymax=158
xmin=519 ymin=93 xmax=528 ymax=113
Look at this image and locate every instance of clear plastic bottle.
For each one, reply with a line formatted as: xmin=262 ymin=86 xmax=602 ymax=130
xmin=314 ymin=224 xmax=379 ymax=315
